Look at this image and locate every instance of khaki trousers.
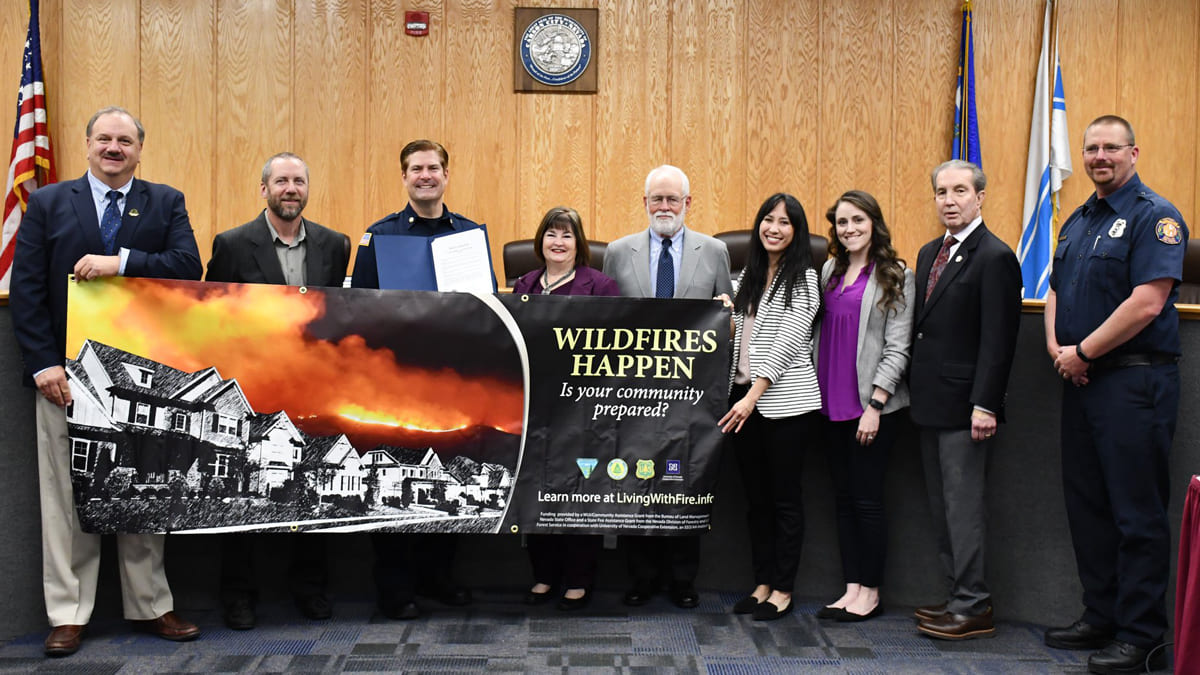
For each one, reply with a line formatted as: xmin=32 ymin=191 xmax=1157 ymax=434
xmin=36 ymin=395 xmax=173 ymax=626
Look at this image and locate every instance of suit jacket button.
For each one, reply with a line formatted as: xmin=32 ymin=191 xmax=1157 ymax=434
xmin=916 ymin=332 xmax=923 ymax=340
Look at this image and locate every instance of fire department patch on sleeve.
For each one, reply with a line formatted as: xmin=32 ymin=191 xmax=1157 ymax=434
xmin=359 ymin=232 xmax=372 ymax=246
xmin=1155 ymin=217 xmax=1182 ymax=245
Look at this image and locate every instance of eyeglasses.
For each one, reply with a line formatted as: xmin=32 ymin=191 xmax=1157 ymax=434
xmin=1082 ymin=144 xmax=1133 ymax=156
xmin=647 ymin=195 xmax=684 ymax=207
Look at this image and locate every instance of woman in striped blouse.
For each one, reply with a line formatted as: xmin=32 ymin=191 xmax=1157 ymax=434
xmin=719 ymin=192 xmax=822 ymax=621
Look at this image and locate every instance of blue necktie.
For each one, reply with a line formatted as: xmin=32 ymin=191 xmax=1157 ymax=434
xmin=100 ymin=190 xmax=122 ymax=255
xmin=656 ymin=237 xmax=674 ymax=298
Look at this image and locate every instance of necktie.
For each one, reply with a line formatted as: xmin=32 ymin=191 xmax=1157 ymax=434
xmin=100 ymin=190 xmax=122 ymax=255
xmin=924 ymin=235 xmax=955 ymax=301
xmin=656 ymin=237 xmax=674 ymax=298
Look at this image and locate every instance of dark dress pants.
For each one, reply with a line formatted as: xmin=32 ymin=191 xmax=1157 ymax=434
xmin=528 ymin=534 xmax=602 ymax=589
xmin=372 ymin=532 xmax=459 ymax=604
xmin=823 ymin=413 xmax=896 ymax=588
xmin=220 ymin=533 xmax=328 ymax=602
xmin=919 ymin=427 xmax=991 ymax=616
xmin=732 ymin=394 xmax=814 ymax=593
xmin=1061 ymin=363 xmax=1177 ymax=648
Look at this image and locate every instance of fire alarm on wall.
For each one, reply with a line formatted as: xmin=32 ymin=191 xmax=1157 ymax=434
xmin=405 ymin=11 xmax=429 ymax=36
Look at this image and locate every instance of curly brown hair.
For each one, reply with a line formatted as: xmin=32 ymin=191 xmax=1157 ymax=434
xmin=824 ymin=190 xmax=907 ymax=315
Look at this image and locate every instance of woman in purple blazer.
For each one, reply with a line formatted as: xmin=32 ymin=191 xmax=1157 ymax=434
xmin=513 ymin=206 xmax=619 ymax=609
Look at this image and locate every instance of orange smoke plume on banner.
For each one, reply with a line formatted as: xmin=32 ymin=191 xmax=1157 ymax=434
xmin=67 ymin=278 xmax=523 ymax=444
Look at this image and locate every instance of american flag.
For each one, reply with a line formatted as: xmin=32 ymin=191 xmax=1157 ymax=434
xmin=0 ymin=0 xmax=56 ymax=290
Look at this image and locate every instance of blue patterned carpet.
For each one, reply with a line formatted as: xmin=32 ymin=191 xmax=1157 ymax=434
xmin=0 ymin=591 xmax=1173 ymax=674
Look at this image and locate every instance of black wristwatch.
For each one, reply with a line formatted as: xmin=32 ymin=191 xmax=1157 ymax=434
xmin=1076 ymin=343 xmax=1093 ymax=363
xmin=868 ymin=398 xmax=885 ymax=411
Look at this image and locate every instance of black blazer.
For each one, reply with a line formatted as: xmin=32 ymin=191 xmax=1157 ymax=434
xmin=10 ymin=174 xmax=203 ymax=383
xmin=909 ymin=222 xmax=1021 ymax=428
xmin=205 ymin=212 xmax=350 ymax=288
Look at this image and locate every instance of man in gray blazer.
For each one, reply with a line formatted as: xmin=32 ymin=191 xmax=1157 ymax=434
xmin=206 ymin=152 xmax=350 ymax=630
xmin=602 ymin=165 xmax=732 ymax=609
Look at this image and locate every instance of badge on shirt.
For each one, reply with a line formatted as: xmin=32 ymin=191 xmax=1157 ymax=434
xmin=359 ymin=232 xmax=372 ymax=246
xmin=1108 ymin=219 xmax=1126 ymax=238
xmin=1156 ymin=217 xmax=1183 ymax=245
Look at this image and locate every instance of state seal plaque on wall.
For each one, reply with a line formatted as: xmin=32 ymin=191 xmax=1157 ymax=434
xmin=514 ymin=8 xmax=598 ymax=93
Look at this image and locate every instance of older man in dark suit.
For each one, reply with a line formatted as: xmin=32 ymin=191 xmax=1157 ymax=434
xmin=11 ymin=106 xmax=203 ymax=657
xmin=908 ymin=159 xmax=1021 ymax=640
xmin=206 ymin=152 xmax=350 ymax=630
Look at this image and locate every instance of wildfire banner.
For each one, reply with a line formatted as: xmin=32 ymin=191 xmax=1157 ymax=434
xmin=65 ymin=278 xmax=730 ymax=536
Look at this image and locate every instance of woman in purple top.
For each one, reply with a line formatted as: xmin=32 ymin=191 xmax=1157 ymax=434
xmin=512 ymin=206 xmax=619 ymax=610
xmin=813 ymin=190 xmax=915 ymax=622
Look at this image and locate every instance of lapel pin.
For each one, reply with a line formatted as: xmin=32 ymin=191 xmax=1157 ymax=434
xmin=954 ymin=255 xmax=963 ymax=262
xmin=129 ymin=209 xmax=140 ymax=217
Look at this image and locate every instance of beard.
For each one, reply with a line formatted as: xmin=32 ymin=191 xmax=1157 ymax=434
xmin=648 ymin=209 xmax=685 ymax=237
xmin=268 ymin=193 xmax=307 ymax=221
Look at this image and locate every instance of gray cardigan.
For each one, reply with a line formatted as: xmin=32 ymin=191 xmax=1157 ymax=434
xmin=814 ymin=258 xmax=915 ymax=414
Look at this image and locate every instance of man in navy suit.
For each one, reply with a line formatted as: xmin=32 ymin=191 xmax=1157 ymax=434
xmin=206 ymin=152 xmax=349 ymax=630
xmin=908 ymin=160 xmax=1021 ymax=640
xmin=11 ymin=106 xmax=203 ymax=657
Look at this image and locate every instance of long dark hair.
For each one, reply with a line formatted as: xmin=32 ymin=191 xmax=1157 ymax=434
xmin=733 ymin=193 xmax=814 ymax=316
xmin=824 ymin=190 xmax=907 ymax=314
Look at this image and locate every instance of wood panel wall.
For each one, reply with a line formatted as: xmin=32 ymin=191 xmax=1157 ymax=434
xmin=3 ymin=0 xmax=1197 ymax=276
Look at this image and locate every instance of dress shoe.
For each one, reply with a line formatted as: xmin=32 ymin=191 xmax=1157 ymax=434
xmin=557 ymin=592 xmax=590 ymax=611
xmin=294 ymin=593 xmax=332 ymax=620
xmin=914 ymin=602 xmax=947 ymax=621
xmin=917 ymin=606 xmax=994 ymax=640
xmin=223 ymin=596 xmax=256 ymax=630
xmin=837 ymin=603 xmax=884 ymax=622
xmin=1087 ymin=640 xmax=1166 ymax=674
xmin=524 ymin=588 xmax=554 ymax=605
xmin=816 ymin=606 xmax=844 ymax=620
xmin=134 ymin=611 xmax=201 ymax=641
xmin=379 ymin=600 xmax=421 ymax=620
xmin=1044 ymin=619 xmax=1116 ymax=650
xmin=669 ymin=583 xmax=699 ymax=609
xmin=44 ymin=624 xmax=84 ymax=657
xmin=753 ymin=598 xmax=794 ymax=621
xmin=733 ymin=595 xmax=764 ymax=615
xmin=622 ymin=583 xmax=655 ymax=607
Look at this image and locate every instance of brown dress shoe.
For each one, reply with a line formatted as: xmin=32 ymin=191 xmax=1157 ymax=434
xmin=44 ymin=624 xmax=84 ymax=657
xmin=133 ymin=611 xmax=201 ymax=641
xmin=914 ymin=603 xmax=947 ymax=621
xmin=917 ymin=606 xmax=995 ymax=640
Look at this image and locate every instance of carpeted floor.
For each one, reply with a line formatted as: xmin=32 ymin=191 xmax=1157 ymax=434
xmin=0 ymin=590 xmax=1173 ymax=674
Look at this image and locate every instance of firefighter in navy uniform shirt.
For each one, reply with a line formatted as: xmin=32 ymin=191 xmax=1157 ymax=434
xmin=1043 ymin=115 xmax=1186 ymax=674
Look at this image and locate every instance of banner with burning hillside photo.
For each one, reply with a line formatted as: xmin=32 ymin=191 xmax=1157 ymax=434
xmin=64 ymin=278 xmax=729 ymax=536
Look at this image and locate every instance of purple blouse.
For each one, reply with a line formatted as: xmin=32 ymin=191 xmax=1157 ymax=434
xmin=818 ymin=263 xmax=872 ymax=421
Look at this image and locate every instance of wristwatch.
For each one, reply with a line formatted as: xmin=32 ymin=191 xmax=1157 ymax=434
xmin=868 ymin=398 xmax=885 ymax=411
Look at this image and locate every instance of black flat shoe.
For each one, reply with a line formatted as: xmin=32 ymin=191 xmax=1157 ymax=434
xmin=816 ymin=605 xmax=845 ymax=620
xmin=837 ymin=604 xmax=884 ymax=622
xmin=524 ymin=589 xmax=553 ymax=605
xmin=557 ymin=592 xmax=590 ymax=611
xmin=732 ymin=595 xmax=763 ymax=614
xmin=752 ymin=599 xmax=794 ymax=621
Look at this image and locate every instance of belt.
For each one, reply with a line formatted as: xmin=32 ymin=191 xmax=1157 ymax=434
xmin=1090 ymin=352 xmax=1179 ymax=373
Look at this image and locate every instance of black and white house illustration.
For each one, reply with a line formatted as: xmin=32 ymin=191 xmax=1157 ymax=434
xmin=65 ymin=340 xmax=514 ymax=534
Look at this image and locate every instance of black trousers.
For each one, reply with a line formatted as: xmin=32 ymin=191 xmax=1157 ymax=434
xmin=372 ymin=533 xmax=459 ymax=604
xmin=1061 ymin=363 xmax=1177 ymax=648
xmin=220 ymin=533 xmax=327 ymax=602
xmin=623 ymin=534 xmax=700 ymax=587
xmin=731 ymin=387 xmax=814 ymax=593
xmin=527 ymin=534 xmax=601 ymax=589
xmin=822 ymin=412 xmax=897 ymax=588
